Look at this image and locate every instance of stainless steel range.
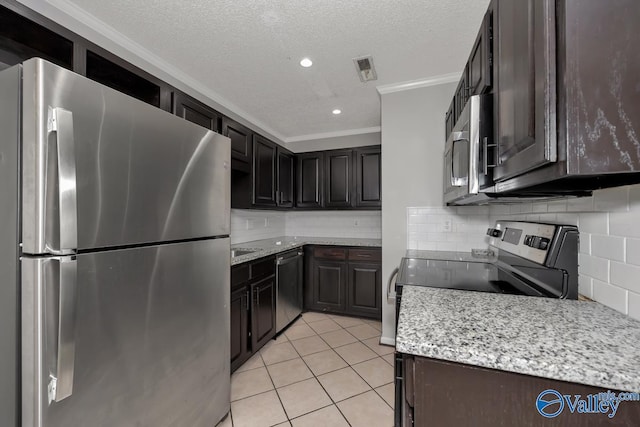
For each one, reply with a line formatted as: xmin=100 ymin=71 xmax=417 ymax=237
xmin=393 ymin=220 xmax=579 ymax=427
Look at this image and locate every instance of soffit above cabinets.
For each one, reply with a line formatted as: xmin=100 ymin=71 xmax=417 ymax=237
xmin=25 ymin=0 xmax=489 ymax=142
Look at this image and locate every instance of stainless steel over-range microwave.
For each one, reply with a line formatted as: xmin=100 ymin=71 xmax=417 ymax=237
xmin=443 ymin=95 xmax=495 ymax=205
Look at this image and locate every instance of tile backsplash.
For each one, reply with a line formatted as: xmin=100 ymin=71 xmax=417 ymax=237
xmin=230 ymin=209 xmax=286 ymax=244
xmin=407 ymin=183 xmax=640 ymax=321
xmin=286 ymin=211 xmax=381 ymax=239
xmin=231 ymin=209 xmax=381 ymax=244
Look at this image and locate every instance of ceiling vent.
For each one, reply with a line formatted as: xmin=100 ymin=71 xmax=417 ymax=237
xmin=353 ymin=55 xmax=377 ymax=82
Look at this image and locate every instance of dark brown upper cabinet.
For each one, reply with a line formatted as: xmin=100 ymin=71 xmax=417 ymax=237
xmin=468 ymin=8 xmax=493 ymax=96
xmin=454 ymin=65 xmax=469 ymax=120
xmin=445 ymin=99 xmax=455 ymax=139
xmin=252 ymin=135 xmax=278 ymax=207
xmin=222 ymin=117 xmax=253 ymax=173
xmin=277 ymin=148 xmax=295 ymax=208
xmin=297 ymin=152 xmax=324 ymax=209
xmin=0 ymin=5 xmax=73 ymax=71
xmin=493 ymin=0 xmax=557 ymax=182
xmin=324 ymin=150 xmax=353 ymax=208
xmin=86 ymin=50 xmax=163 ymax=109
xmin=173 ymin=91 xmax=222 ymax=132
xmin=355 ymin=147 xmax=382 ymax=208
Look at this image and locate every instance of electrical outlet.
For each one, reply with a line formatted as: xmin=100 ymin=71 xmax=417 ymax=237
xmin=354 ymin=220 xmax=359 ymax=226
xmin=264 ymin=218 xmax=269 ymax=227
xmin=246 ymin=219 xmax=254 ymax=230
xmin=442 ymin=219 xmax=452 ymax=232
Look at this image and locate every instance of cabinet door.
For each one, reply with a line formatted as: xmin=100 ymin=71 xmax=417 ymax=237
xmin=251 ymin=275 xmax=276 ymax=351
xmin=252 ymin=135 xmax=277 ymax=207
xmin=222 ymin=117 xmax=252 ymax=172
xmin=0 ymin=6 xmax=73 ymax=70
xmin=277 ymin=149 xmax=295 ymax=207
xmin=355 ymin=147 xmax=382 ymax=208
xmin=86 ymin=50 xmax=163 ymax=109
xmin=468 ymin=8 xmax=492 ymax=95
xmin=325 ymin=150 xmax=353 ymax=208
xmin=346 ymin=261 xmax=382 ymax=319
xmin=230 ymin=286 xmax=250 ymax=373
xmin=312 ymin=259 xmax=346 ymax=312
xmin=494 ymin=0 xmax=557 ymax=182
xmin=173 ymin=91 xmax=222 ymax=132
xmin=454 ymin=66 xmax=469 ymax=119
xmin=297 ymin=152 xmax=324 ymax=208
xmin=445 ymin=100 xmax=455 ymax=139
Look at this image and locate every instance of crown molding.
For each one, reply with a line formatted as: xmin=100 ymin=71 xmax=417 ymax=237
xmin=376 ymin=72 xmax=461 ymax=95
xmin=285 ymin=126 xmax=381 ymax=143
xmin=19 ymin=0 xmax=288 ymax=143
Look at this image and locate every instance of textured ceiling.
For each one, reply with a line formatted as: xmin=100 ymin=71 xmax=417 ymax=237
xmin=59 ymin=0 xmax=489 ymax=141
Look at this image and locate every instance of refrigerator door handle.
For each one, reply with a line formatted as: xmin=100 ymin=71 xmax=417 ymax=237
xmin=48 ymin=256 xmax=78 ymax=403
xmin=48 ymin=107 xmax=78 ymax=254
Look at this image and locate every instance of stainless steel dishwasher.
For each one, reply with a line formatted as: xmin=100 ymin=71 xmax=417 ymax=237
xmin=276 ymin=249 xmax=304 ymax=333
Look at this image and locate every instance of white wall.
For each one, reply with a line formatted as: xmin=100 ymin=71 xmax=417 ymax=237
xmin=285 ymin=132 xmax=380 ymax=153
xmin=380 ymin=81 xmax=457 ymax=344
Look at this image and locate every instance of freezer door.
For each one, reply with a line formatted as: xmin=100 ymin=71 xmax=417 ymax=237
xmin=21 ymin=238 xmax=230 ymax=427
xmin=20 ymin=58 xmax=230 ymax=254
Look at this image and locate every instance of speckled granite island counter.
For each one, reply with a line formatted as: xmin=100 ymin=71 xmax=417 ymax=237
xmin=396 ymin=285 xmax=640 ymax=392
xmin=231 ymin=236 xmax=381 ymax=265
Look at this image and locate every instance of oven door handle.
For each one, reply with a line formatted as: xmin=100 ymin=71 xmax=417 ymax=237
xmin=387 ymin=267 xmax=400 ymax=302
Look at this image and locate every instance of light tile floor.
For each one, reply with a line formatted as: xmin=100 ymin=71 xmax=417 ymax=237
xmin=219 ymin=312 xmax=394 ymax=427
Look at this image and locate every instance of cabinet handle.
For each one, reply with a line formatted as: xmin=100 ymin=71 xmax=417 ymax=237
xmin=245 ymin=290 xmax=250 ymax=311
xmin=483 ymin=137 xmax=497 ymax=175
xmin=255 ymin=287 xmax=260 ymax=307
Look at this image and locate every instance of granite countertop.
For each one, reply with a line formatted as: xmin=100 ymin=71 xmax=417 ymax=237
xmin=231 ymin=236 xmax=381 ymax=265
xmin=396 ymin=285 xmax=640 ymax=392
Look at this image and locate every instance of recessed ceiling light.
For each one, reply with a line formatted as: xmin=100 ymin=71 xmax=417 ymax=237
xmin=300 ymin=58 xmax=313 ymax=68
xmin=332 ymin=109 xmax=342 ymax=115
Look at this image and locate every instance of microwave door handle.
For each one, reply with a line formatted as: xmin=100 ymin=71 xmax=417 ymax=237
xmin=48 ymin=107 xmax=78 ymax=254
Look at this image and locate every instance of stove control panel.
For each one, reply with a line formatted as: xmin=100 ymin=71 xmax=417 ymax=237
xmin=488 ymin=221 xmax=564 ymax=265
xmin=524 ymin=235 xmax=551 ymax=250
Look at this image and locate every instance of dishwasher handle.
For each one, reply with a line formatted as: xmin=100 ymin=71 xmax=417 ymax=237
xmin=387 ymin=267 xmax=400 ymax=302
xmin=276 ymin=251 xmax=303 ymax=265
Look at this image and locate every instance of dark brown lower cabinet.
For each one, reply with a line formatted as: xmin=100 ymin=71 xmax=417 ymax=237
xmin=313 ymin=260 xmax=347 ymax=312
xmin=305 ymin=246 xmax=381 ymax=319
xmin=230 ymin=287 xmax=250 ymax=372
xmin=397 ymin=354 xmax=640 ymax=427
xmin=230 ymin=256 xmax=276 ymax=373
xmin=250 ymin=275 xmax=276 ymax=350
xmin=346 ymin=261 xmax=381 ymax=318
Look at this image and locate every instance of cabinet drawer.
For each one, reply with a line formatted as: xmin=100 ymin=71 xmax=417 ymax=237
xmin=314 ymin=247 xmax=347 ymax=260
xmin=231 ymin=264 xmax=250 ymax=288
xmin=348 ymin=248 xmax=381 ymax=262
xmin=251 ymin=256 xmax=275 ymax=279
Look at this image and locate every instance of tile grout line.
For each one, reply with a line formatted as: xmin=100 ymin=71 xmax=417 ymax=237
xmin=229 ymin=313 xmax=388 ymax=426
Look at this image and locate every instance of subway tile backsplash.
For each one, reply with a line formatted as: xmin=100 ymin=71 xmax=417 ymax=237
xmin=407 ymin=183 xmax=640 ymax=321
xmin=231 ymin=209 xmax=381 ymax=244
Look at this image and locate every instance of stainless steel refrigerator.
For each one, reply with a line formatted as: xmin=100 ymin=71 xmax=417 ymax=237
xmin=0 ymin=58 xmax=231 ymax=427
